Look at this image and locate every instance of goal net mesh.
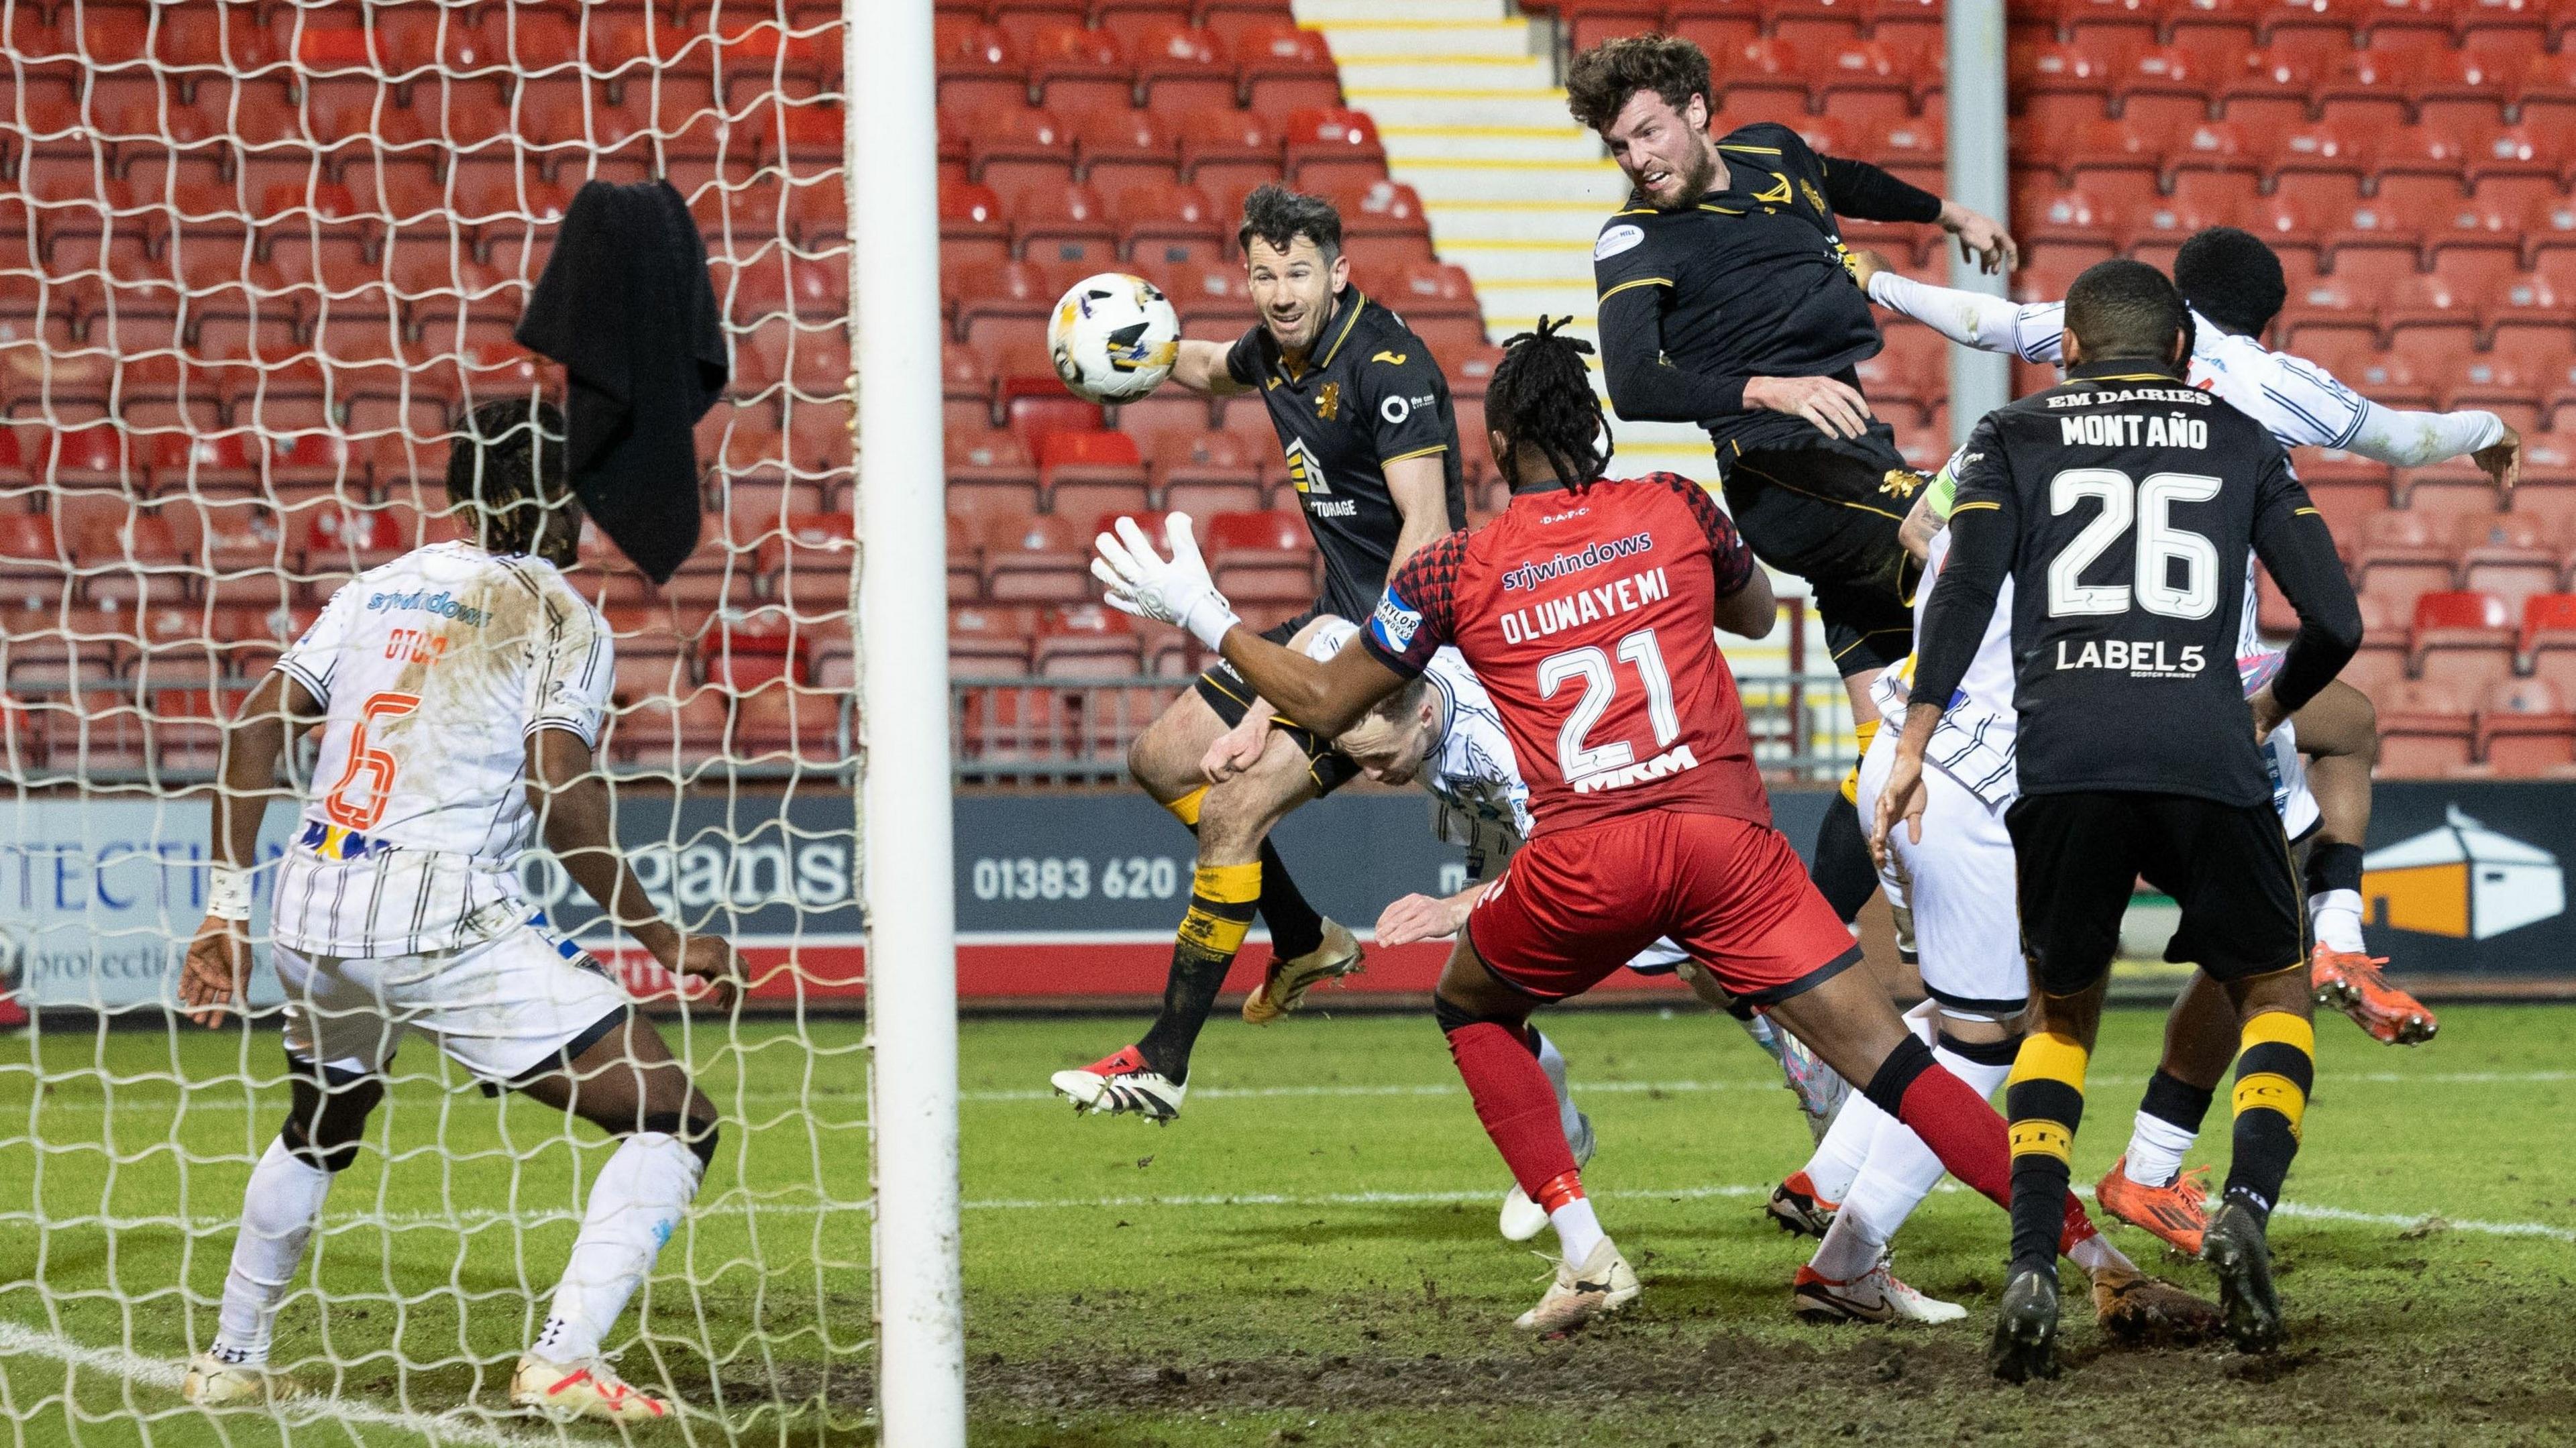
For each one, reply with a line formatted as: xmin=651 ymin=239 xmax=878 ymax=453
xmin=1 ymin=1 xmax=869 ymax=1437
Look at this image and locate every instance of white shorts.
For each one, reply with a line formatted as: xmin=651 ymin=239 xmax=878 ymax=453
xmin=276 ymin=911 xmax=633 ymax=1084
xmin=1856 ymin=730 xmax=2028 ymax=1017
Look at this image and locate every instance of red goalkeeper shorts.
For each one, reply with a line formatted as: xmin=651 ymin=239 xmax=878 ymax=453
xmin=1464 ymin=810 xmax=1861 ymax=1005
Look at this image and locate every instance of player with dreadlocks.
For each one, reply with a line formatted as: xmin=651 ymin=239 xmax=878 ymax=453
xmin=1093 ymin=320 xmax=2211 ymax=1336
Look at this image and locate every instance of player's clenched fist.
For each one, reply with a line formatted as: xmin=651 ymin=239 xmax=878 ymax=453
xmin=180 ymin=914 xmax=254 ymax=1029
xmin=670 ymin=933 xmax=746 ymax=1010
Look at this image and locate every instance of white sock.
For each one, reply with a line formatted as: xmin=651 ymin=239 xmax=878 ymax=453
xmin=532 ymin=1133 xmax=704 ymax=1363
xmin=211 ymin=1138 xmax=334 ymax=1365
xmin=1807 ymin=1044 xmax=2012 ymax=1280
xmin=2122 ymin=1108 xmax=2199 ymax=1189
xmin=1530 ymin=1031 xmax=1583 ymax=1147
xmin=1799 ymin=1087 xmax=1882 ymax=1203
xmin=2310 ymin=889 xmax=2366 ymax=954
xmin=1549 ymin=1196 xmax=1605 ymax=1264
xmin=2067 ymin=1230 xmax=2133 ymax=1276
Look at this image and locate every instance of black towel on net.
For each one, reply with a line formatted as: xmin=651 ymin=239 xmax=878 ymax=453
xmin=516 ymin=178 xmax=729 ymax=584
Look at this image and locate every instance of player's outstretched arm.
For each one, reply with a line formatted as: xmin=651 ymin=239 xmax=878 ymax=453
xmin=1375 ymin=882 xmax=1491 ymax=946
xmin=1167 ymin=339 xmax=1250 ymax=398
xmin=181 ymin=668 xmax=321 ymax=1028
xmin=528 ymin=729 xmax=745 ymax=1007
xmin=1851 ymin=252 xmax=2059 ymax=364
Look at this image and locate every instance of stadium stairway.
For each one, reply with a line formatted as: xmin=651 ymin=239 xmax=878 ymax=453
xmin=1291 ymin=0 xmax=1723 ymax=482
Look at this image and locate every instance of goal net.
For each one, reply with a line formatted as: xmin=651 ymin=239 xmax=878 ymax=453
xmin=0 ymin=1 xmax=898 ymax=1437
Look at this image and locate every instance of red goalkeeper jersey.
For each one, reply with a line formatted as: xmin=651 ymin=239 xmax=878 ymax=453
xmin=1358 ymin=473 xmax=1774 ymax=837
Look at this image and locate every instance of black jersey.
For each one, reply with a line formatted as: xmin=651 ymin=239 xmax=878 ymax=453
xmin=1912 ymin=362 xmax=2363 ymax=808
xmin=1225 ymin=288 xmax=1468 ymax=621
xmin=1591 ymin=121 xmax=1939 ymax=463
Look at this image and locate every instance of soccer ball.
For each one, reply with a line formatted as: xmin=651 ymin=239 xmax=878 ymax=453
xmin=1049 ymin=272 xmax=1180 ymax=404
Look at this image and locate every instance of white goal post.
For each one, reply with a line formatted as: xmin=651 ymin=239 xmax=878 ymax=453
xmin=853 ymin=1 xmax=968 ymax=1443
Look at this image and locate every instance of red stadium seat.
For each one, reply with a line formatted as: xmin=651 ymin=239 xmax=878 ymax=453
xmin=2020 ymin=185 xmax=2127 ymax=248
xmin=1816 ymin=41 xmax=1925 ymax=121
xmin=1177 ymin=106 xmax=1282 ymax=199
xmin=2457 ymin=512 xmax=2565 ymax=614
xmin=1236 ymin=23 xmax=1340 ymax=115
xmin=947 ymin=429 xmax=1045 ymax=516
xmin=1133 ymin=23 xmax=1236 ymax=113
xmin=1114 ymin=180 xmax=1228 ymax=266
xmin=981 ymin=511 xmax=1095 ymax=603
xmin=937 ymin=24 xmax=1028 ymax=114
xmin=1282 ymin=107 xmax=1387 ymax=198
xmin=970 ymin=107 xmax=1077 ymax=198
xmin=2477 ymin=677 xmax=2576 ymax=775
xmin=1036 ymin=429 xmax=1151 ymax=519
xmin=1033 ymin=602 xmax=1142 ymax=678
xmin=2375 ymin=678 xmax=2477 ymax=775
xmin=941 ymin=180 xmax=1012 ymax=264
xmin=1149 ymin=431 xmax=1267 ymax=515
xmin=1076 ymin=107 xmax=1181 ymax=194
xmin=1024 ymin=21 xmax=1130 ymax=117
xmin=1707 ymin=37 xmax=1813 ymax=112
xmin=2411 ymin=588 xmax=2516 ymax=691
xmin=1163 ymin=258 xmax=1260 ymax=331
xmin=1011 ymin=180 xmax=1118 ymax=267
xmin=950 ymin=604 xmax=1036 ymax=675
xmin=2355 ymin=507 xmax=2459 ymax=600
xmin=1203 ymin=510 xmax=1316 ymax=604
xmin=2316 ymin=48 xmax=2420 ymax=129
xmin=1770 ymin=0 xmax=1874 ymax=51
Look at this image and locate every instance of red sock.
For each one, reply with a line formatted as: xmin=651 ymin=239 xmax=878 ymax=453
xmin=2060 ymin=1192 xmax=2099 ymax=1254
xmin=1889 ymin=1060 xmax=2015 ymax=1207
xmin=1445 ymin=1020 xmax=1578 ymax=1199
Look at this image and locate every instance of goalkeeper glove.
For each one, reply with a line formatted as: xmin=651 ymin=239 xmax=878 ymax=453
xmin=1091 ymin=513 xmax=1240 ymax=651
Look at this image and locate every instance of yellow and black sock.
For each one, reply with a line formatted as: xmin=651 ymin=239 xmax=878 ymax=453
xmin=1162 ymin=789 xmax=1326 ymax=962
xmin=1133 ymin=862 xmax=1262 ymax=1082
xmin=2004 ymin=1029 xmax=2090 ymax=1276
xmin=2222 ymin=1011 xmax=2313 ymax=1225
xmin=1809 ymin=720 xmax=1881 ymax=924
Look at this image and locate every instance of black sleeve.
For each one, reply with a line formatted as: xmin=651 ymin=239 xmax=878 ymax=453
xmin=1595 ymin=282 xmax=1746 ymax=423
xmin=1224 ymin=329 xmax=1264 ymax=388
xmin=2248 ymin=446 xmax=2363 ymax=713
xmin=1819 ymin=155 xmax=1943 ymax=225
xmin=1653 ymin=474 xmax=1758 ymax=597
xmin=1907 ymin=418 xmax=2013 ymax=712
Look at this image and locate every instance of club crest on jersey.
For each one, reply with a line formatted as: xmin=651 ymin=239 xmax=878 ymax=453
xmin=299 ymin=820 xmax=387 ymax=860
xmin=1316 ymin=382 xmax=1341 ymax=421
xmin=1878 ymin=468 xmax=1926 ymax=500
xmin=1370 ymin=590 xmax=1423 ymax=652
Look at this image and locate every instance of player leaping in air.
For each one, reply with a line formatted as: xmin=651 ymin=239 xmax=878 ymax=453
xmin=1051 ymin=184 xmax=1468 ymax=1121
xmin=1852 ymin=225 xmax=2515 ymax=1045
xmin=176 ymin=400 xmax=743 ymax=1423
xmin=1094 ymin=321 xmax=2210 ymax=1337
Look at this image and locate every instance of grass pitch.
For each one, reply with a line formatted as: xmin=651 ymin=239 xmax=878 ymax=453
xmin=3 ymin=1004 xmax=2573 ymax=1446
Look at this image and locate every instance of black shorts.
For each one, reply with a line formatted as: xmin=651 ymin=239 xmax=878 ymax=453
xmin=1191 ymin=608 xmax=1361 ymax=795
xmin=1719 ymin=421 xmax=1926 ymax=678
xmin=2004 ymin=790 xmax=2307 ymax=997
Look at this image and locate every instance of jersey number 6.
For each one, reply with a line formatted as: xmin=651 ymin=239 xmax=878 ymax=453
xmin=1538 ymin=628 xmax=1679 ymax=783
xmin=2045 ymin=467 xmax=2222 ymax=621
xmin=322 ymin=690 xmax=422 ymax=831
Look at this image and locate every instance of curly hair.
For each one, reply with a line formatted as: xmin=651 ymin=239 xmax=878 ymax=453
xmin=1565 ymin=34 xmax=1711 ymax=133
xmin=1236 ymin=182 xmax=1342 ymax=262
xmin=2174 ymin=226 xmax=2288 ymax=338
xmin=446 ymin=397 xmax=570 ymax=557
xmin=1488 ymin=317 xmax=1613 ymax=491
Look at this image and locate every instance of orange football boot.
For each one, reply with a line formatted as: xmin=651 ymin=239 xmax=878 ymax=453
xmin=2096 ymin=1156 xmax=2211 ymax=1256
xmin=2312 ymin=946 xmax=2437 ymax=1045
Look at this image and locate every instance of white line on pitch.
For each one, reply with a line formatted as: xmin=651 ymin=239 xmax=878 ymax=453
xmin=40 ymin=1068 xmax=2575 ymax=1114
xmin=0 ymin=1321 xmax=540 ymax=1446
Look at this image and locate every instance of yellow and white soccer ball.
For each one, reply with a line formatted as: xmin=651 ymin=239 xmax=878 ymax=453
xmin=1048 ymin=272 xmax=1180 ymax=404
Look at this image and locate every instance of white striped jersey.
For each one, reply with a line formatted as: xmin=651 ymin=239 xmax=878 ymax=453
xmin=1884 ymin=459 xmax=2320 ymax=834
xmin=270 ymin=542 xmax=615 ymax=958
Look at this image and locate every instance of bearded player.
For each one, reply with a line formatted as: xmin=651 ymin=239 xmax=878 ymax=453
xmin=176 ymin=400 xmax=741 ymax=1423
xmin=1051 ymin=184 xmax=1468 ymax=1121
xmin=1094 ymin=321 xmax=2212 ymax=1337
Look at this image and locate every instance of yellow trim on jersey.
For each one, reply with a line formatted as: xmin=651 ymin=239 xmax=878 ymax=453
xmin=1715 ymin=143 xmax=1784 ymax=154
xmin=1729 ymin=460 xmax=1909 ymax=525
xmin=1316 ymin=290 xmax=1371 ymax=372
xmin=1382 ymin=444 xmax=1448 ymax=463
xmin=2294 ymin=506 xmax=2320 ymax=517
xmin=1950 ymin=500 xmax=2002 ymax=514
xmin=1597 ymin=276 xmax=1673 ymax=304
xmin=1614 ymin=205 xmax=1659 ymax=217
xmin=1696 ymin=204 xmax=1746 ymax=215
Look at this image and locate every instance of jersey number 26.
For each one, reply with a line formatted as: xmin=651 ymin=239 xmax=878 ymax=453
xmin=2044 ymin=467 xmax=2222 ymax=621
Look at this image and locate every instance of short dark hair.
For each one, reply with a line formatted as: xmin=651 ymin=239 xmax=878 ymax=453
xmin=1565 ymin=35 xmax=1711 ymax=133
xmin=1363 ymin=673 xmax=1430 ymax=727
xmin=2174 ymin=225 xmax=2287 ymax=337
xmin=1237 ymin=183 xmax=1340 ymax=262
xmin=2063 ymin=259 xmax=2191 ymax=366
xmin=447 ymin=398 xmax=568 ymax=555
xmin=1489 ymin=317 xmax=1612 ymax=489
